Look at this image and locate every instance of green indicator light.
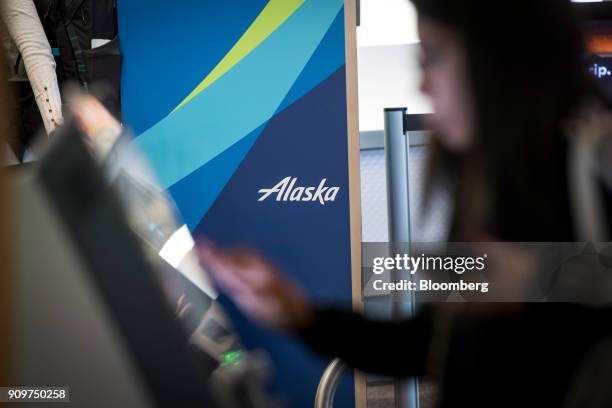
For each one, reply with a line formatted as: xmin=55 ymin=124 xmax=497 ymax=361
xmin=222 ymin=350 xmax=242 ymax=366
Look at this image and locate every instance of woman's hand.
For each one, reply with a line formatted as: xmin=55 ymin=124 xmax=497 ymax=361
xmin=198 ymin=244 xmax=313 ymax=332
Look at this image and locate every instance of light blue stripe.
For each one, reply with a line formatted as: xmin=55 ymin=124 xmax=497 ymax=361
xmin=135 ymin=0 xmax=343 ymax=189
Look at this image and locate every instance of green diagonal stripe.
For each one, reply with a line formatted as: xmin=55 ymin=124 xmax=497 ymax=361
xmin=175 ymin=0 xmax=305 ymax=111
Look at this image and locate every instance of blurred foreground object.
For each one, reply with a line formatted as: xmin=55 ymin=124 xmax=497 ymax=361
xmin=0 ymin=33 xmax=13 ymax=390
xmin=7 ymin=97 xmax=276 ymax=407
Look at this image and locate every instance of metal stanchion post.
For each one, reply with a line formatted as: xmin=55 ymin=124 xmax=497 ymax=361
xmin=383 ymin=108 xmax=419 ymax=408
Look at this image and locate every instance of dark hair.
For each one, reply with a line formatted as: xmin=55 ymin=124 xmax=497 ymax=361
xmin=412 ymin=0 xmax=595 ymax=241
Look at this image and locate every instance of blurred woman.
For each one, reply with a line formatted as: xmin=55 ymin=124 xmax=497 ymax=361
xmin=415 ymin=0 xmax=611 ymax=242
xmin=200 ymin=1 xmax=612 ymax=407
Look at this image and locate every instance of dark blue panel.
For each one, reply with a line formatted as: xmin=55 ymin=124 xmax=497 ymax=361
xmin=195 ymin=67 xmax=354 ymax=408
xmin=168 ymin=124 xmax=265 ymax=230
xmin=118 ymin=0 xmax=268 ymax=135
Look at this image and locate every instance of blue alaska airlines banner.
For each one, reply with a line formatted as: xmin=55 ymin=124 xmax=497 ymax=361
xmin=119 ymin=1 xmax=356 ymax=406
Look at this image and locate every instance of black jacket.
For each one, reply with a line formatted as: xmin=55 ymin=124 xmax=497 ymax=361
xmin=300 ymin=304 xmax=612 ymax=408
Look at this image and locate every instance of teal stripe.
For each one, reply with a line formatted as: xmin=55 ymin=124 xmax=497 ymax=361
xmin=135 ymin=0 xmax=343 ymax=189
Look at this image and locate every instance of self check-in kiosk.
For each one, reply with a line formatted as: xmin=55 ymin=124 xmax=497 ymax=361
xmin=10 ymin=122 xmax=275 ymax=407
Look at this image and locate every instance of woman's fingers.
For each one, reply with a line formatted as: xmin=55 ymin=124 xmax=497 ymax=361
xmin=199 ymin=245 xmax=256 ymax=295
xmin=197 ymin=242 xmax=313 ymax=331
xmin=222 ymin=249 xmax=279 ymax=289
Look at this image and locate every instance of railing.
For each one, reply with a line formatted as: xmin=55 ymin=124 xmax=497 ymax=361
xmin=314 ymin=359 xmax=347 ymax=408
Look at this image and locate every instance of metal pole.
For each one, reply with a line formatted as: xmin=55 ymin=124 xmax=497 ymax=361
xmin=383 ymin=107 xmax=415 ymax=316
xmin=384 ymin=108 xmax=411 ymax=243
xmin=383 ymin=108 xmax=419 ymax=408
